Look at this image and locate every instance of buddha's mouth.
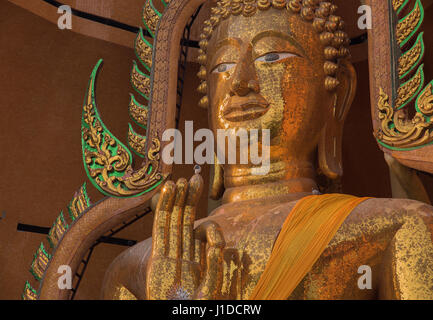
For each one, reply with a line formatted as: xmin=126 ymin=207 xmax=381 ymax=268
xmin=223 ymin=100 xmax=270 ymax=122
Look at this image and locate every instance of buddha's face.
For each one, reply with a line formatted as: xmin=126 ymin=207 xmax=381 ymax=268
xmin=206 ymin=8 xmax=335 ymax=167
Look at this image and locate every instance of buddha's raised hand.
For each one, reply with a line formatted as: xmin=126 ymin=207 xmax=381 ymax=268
xmin=146 ymin=173 xmax=228 ymax=300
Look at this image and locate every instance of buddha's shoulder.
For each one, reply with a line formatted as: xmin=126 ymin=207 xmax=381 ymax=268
xmin=264 ymin=196 xmax=433 ymax=241
xmin=205 ymin=196 xmax=433 ymax=245
xmin=343 ymin=197 xmax=433 ymax=225
xmin=325 ymin=197 xmax=433 ymax=248
xmin=209 ymin=195 xmax=433 ymax=222
xmin=265 ymin=195 xmax=433 ymax=221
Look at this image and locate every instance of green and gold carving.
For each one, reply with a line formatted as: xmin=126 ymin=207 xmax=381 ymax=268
xmin=135 ymin=27 xmax=153 ymax=72
xmin=376 ymin=86 xmax=433 ymax=149
xmin=143 ymin=0 xmax=161 ymax=37
xmin=393 ymin=0 xmax=410 ymax=13
xmin=131 ymin=61 xmax=151 ymax=100
xmin=129 ymin=94 xmax=148 ymax=129
xmin=128 ymin=124 xmax=147 ymax=158
xmin=396 ymin=0 xmax=423 ymax=47
xmin=22 ymin=281 xmax=38 ymax=300
xmin=416 ymin=83 xmax=433 ymax=116
xmin=376 ymin=0 xmax=433 ymax=150
xmin=82 ymin=59 xmax=165 ymax=197
xmin=399 ymin=32 xmax=424 ymax=79
xmin=68 ymin=183 xmax=91 ymax=221
xmin=395 ymin=64 xmax=424 ymax=109
xmin=30 ymin=243 xmax=51 ymax=281
xmin=47 ymin=211 xmax=69 ymax=248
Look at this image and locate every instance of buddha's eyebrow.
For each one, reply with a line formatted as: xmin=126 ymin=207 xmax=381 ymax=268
xmin=209 ymin=38 xmax=241 ymax=66
xmin=214 ymin=37 xmax=242 ymax=51
xmin=251 ymin=30 xmax=306 ymax=57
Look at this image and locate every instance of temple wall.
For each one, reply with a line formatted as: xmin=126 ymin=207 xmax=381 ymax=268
xmin=1 ymin=0 xmax=433 ymax=299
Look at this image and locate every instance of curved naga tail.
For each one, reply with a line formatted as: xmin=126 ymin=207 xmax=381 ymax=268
xmin=23 ymin=184 xmax=92 ymax=299
xmin=22 ymin=0 xmax=182 ymax=299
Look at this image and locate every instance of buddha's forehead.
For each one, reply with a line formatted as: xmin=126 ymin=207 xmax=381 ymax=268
xmin=209 ymin=8 xmax=314 ymax=47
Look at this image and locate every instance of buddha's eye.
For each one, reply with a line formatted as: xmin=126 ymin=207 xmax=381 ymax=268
xmin=212 ymin=62 xmax=236 ymax=74
xmin=255 ymin=52 xmax=297 ymax=63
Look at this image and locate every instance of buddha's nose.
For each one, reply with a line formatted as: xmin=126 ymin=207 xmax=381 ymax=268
xmin=230 ymin=52 xmax=259 ymax=96
xmin=230 ymin=79 xmax=248 ymax=96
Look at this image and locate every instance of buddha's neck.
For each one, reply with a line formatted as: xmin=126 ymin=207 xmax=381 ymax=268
xmin=221 ymin=158 xmax=318 ymax=204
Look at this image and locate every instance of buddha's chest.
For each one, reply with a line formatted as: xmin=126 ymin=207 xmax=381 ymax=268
xmin=209 ymin=209 xmax=388 ymax=300
xmin=215 ymin=225 xmax=277 ymax=299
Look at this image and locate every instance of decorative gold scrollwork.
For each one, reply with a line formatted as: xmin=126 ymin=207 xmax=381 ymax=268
xmin=398 ymin=33 xmax=424 ymax=79
xmin=131 ymin=61 xmax=151 ymax=99
xmin=396 ymin=0 xmax=423 ymax=47
xmin=417 ymin=83 xmax=433 ymax=116
xmin=135 ymin=28 xmax=153 ymax=71
xmin=128 ymin=124 xmax=147 ymax=157
xmin=143 ymin=0 xmax=161 ymax=36
xmin=376 ymin=87 xmax=433 ymax=149
xmin=395 ymin=65 xmax=424 ymax=109
xmin=129 ymin=94 xmax=148 ymax=128
xmin=82 ymin=60 xmax=165 ymax=197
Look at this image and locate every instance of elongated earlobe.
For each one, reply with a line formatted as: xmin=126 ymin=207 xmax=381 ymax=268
xmin=210 ymin=154 xmax=225 ymax=200
xmin=318 ymin=60 xmax=357 ymax=179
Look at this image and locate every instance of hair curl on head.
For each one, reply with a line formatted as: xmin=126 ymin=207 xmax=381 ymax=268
xmin=196 ymin=0 xmax=350 ymax=108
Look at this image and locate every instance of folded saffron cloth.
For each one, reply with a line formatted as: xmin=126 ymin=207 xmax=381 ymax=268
xmin=249 ymin=194 xmax=371 ymax=300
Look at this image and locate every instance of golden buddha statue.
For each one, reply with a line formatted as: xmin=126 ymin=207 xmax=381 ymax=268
xmin=97 ymin=0 xmax=433 ymax=300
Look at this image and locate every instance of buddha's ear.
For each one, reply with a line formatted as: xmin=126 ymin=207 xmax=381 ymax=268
xmin=210 ymin=153 xmax=225 ymax=200
xmin=318 ymin=60 xmax=357 ymax=179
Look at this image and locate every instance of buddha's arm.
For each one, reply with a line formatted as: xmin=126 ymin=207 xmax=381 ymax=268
xmin=379 ymin=205 xmax=433 ymax=299
xmin=345 ymin=199 xmax=433 ymax=299
xmin=101 ymin=239 xmax=152 ymax=300
xmin=290 ymin=198 xmax=433 ymax=300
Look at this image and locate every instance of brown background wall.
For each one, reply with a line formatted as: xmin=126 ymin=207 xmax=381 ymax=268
xmin=1 ymin=0 xmax=433 ymax=300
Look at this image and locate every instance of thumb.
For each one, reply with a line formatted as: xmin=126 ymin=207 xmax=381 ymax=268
xmin=194 ymin=246 xmax=224 ymax=300
xmin=193 ymin=221 xmax=225 ymax=299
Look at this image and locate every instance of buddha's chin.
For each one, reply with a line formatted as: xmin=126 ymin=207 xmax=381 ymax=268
xmin=216 ymin=117 xmax=273 ymax=132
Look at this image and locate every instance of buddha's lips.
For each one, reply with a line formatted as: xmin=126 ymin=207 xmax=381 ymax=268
xmin=223 ymin=100 xmax=270 ymax=122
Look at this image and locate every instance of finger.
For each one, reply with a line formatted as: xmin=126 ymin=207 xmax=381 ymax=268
xmin=194 ymin=238 xmax=203 ymax=264
xmin=151 ymin=180 xmax=176 ymax=257
xmin=195 ymin=246 xmax=224 ymax=300
xmin=222 ymin=249 xmax=240 ymax=298
xmin=167 ymin=178 xmax=188 ymax=259
xmin=194 ymin=239 xmax=206 ymax=279
xmin=194 ymin=221 xmax=226 ymax=299
xmin=194 ymin=221 xmax=225 ymax=248
xmin=182 ymin=173 xmax=204 ymax=261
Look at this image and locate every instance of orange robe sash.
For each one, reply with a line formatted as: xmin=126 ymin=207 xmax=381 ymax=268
xmin=249 ymin=194 xmax=371 ymax=300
